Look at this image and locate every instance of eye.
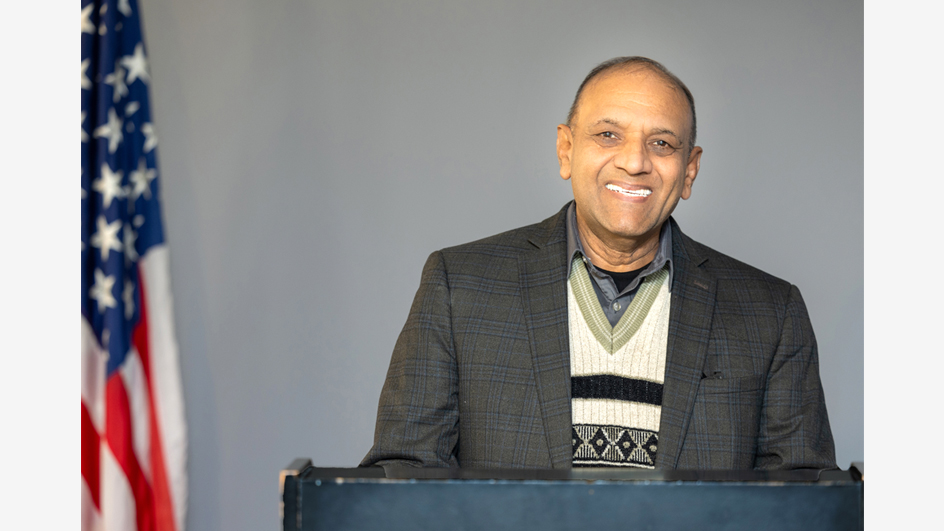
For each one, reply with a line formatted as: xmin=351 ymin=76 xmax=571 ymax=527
xmin=594 ymin=131 xmax=620 ymax=145
xmin=649 ymin=139 xmax=678 ymax=155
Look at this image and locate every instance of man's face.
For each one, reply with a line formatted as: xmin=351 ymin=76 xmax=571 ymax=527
xmin=557 ymin=67 xmax=702 ymax=247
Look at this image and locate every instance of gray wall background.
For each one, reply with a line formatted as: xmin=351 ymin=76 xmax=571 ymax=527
xmin=138 ymin=1 xmax=862 ymax=530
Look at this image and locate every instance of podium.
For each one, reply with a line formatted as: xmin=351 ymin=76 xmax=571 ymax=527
xmin=280 ymin=459 xmax=863 ymax=531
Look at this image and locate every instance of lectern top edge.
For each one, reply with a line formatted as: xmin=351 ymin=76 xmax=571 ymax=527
xmin=281 ymin=458 xmax=861 ymax=484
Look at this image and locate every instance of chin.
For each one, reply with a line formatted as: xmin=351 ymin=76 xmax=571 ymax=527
xmin=607 ymin=224 xmax=653 ymax=240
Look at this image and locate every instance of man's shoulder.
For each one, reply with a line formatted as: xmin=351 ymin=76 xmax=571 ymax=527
xmin=672 ymin=219 xmax=796 ymax=296
xmin=437 ymin=204 xmax=568 ymax=261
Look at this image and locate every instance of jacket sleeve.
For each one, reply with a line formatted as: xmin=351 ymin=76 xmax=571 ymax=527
xmin=360 ymin=251 xmax=460 ymax=468
xmin=754 ymin=284 xmax=837 ymax=469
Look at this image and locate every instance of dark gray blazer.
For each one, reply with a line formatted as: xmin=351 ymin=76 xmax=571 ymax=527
xmin=362 ymin=204 xmax=836 ymax=470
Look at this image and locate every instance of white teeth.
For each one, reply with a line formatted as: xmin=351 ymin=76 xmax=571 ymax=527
xmin=606 ymin=184 xmax=651 ymax=197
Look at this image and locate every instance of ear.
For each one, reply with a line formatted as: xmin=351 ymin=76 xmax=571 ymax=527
xmin=556 ymin=124 xmax=573 ymax=180
xmin=680 ymin=145 xmax=702 ymax=200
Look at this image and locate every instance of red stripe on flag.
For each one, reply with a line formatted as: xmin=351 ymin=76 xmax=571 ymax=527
xmin=133 ymin=266 xmax=179 ymax=531
xmin=105 ymin=374 xmax=156 ymax=531
xmin=81 ymin=401 xmax=101 ymax=510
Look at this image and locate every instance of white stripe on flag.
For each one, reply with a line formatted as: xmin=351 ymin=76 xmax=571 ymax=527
xmin=81 ymin=316 xmax=107 ymax=433
xmin=101 ymin=441 xmax=137 ymax=531
xmin=139 ymin=246 xmax=188 ymax=531
xmin=120 ymin=347 xmax=153 ymax=482
xmin=81 ymin=476 xmax=103 ymax=531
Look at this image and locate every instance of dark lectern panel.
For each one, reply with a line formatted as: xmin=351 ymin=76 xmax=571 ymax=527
xmin=281 ymin=462 xmax=863 ymax=531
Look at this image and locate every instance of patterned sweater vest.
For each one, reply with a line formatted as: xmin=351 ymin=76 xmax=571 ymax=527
xmin=568 ymin=257 xmax=671 ymax=468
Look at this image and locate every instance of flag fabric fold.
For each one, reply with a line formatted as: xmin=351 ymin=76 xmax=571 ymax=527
xmin=81 ymin=1 xmax=187 ymax=530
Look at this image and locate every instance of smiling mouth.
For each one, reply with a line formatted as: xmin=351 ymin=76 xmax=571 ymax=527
xmin=605 ymin=184 xmax=652 ymax=197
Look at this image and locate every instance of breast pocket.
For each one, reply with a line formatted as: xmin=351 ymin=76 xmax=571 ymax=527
xmin=678 ymin=374 xmax=767 ymax=469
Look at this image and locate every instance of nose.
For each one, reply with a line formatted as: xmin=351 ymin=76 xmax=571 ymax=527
xmin=613 ymin=137 xmax=652 ymax=175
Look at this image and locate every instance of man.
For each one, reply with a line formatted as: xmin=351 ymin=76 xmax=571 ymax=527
xmin=361 ymin=57 xmax=836 ymax=470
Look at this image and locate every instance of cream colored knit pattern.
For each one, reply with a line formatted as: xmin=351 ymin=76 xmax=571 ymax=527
xmin=568 ymin=259 xmax=671 ymax=467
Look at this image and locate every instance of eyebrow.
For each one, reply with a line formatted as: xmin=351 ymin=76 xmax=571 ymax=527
xmin=588 ymin=118 xmax=622 ymax=128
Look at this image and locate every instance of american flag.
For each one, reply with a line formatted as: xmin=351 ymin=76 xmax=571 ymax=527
xmin=81 ymin=1 xmax=187 ymax=530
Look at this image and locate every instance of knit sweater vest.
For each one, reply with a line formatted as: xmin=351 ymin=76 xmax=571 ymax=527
xmin=568 ymin=257 xmax=671 ymax=468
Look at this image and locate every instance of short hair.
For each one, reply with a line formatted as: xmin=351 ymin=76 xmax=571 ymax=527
xmin=566 ymin=56 xmax=697 ymax=148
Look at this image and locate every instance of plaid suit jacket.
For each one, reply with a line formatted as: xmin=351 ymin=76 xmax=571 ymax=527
xmin=362 ymin=204 xmax=836 ymax=470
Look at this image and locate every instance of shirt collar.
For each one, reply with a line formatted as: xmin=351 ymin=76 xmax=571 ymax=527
xmin=565 ymin=201 xmax=675 ymax=294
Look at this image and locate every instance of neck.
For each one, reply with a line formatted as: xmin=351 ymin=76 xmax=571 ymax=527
xmin=576 ymin=215 xmax=662 ymax=273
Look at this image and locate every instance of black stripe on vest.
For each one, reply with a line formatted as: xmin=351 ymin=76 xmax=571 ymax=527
xmin=571 ymin=375 xmax=663 ymax=406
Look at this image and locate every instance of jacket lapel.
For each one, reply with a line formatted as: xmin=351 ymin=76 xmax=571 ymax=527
xmin=657 ymin=219 xmax=717 ymax=469
xmin=519 ymin=208 xmax=572 ymax=468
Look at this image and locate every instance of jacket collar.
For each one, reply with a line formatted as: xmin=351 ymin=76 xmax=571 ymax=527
xmin=655 ymin=218 xmax=717 ymax=468
xmin=520 ymin=204 xmax=573 ymax=467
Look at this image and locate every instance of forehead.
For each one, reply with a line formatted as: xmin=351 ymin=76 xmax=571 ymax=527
xmin=576 ymin=68 xmax=691 ymax=131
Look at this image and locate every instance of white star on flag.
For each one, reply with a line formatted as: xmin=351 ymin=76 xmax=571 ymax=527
xmin=91 ymin=216 xmax=123 ymax=261
xmin=125 ymin=101 xmax=140 ymax=116
xmin=124 ymin=223 xmax=139 ymax=262
xmin=105 ymin=64 xmax=128 ymax=103
xmin=81 ymin=112 xmax=89 ymax=143
xmin=93 ymin=108 xmax=124 ymax=153
xmin=121 ymin=43 xmax=149 ymax=84
xmin=141 ymin=123 xmax=158 ymax=152
xmin=118 ymin=0 xmax=132 ymax=17
xmin=89 ymin=269 xmax=118 ymax=313
xmin=129 ymin=158 xmax=157 ymax=200
xmin=98 ymin=3 xmax=108 ymax=35
xmin=81 ymin=4 xmax=95 ymax=34
xmin=93 ymin=164 xmax=125 ymax=208
xmin=123 ymin=280 xmax=135 ymax=319
xmin=81 ymin=59 xmax=92 ymax=90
